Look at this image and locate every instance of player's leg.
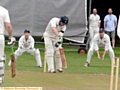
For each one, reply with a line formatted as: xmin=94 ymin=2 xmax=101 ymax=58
xmin=94 ymin=27 xmax=99 ymax=36
xmin=53 ymin=42 xmax=62 ymax=72
xmin=111 ymin=30 xmax=115 ymax=48
xmin=89 ymin=27 xmax=94 ymax=46
xmin=8 ymin=48 xmax=25 ymax=66
xmin=28 ymin=49 xmax=42 ymax=67
xmin=108 ymin=47 xmax=116 ymax=67
xmin=0 ymin=35 xmax=5 ymax=84
xmin=44 ymin=36 xmax=55 ymax=73
xmin=84 ymin=46 xmax=95 ymax=67
xmin=34 ymin=49 xmax=42 ymax=67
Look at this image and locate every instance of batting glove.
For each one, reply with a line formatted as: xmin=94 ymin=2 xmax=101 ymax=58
xmin=7 ymin=37 xmax=16 ymax=46
xmin=55 ymin=37 xmax=63 ymax=47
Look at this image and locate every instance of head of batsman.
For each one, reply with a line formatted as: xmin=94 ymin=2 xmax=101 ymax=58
xmin=59 ymin=16 xmax=69 ymax=26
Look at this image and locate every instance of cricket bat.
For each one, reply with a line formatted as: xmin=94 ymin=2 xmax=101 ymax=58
xmin=10 ymin=46 xmax=16 ymax=78
xmin=59 ymin=47 xmax=67 ymax=68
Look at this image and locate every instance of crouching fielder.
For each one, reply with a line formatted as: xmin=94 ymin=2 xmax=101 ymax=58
xmin=84 ymin=28 xmax=115 ymax=67
xmin=43 ymin=16 xmax=69 ymax=73
xmin=8 ymin=30 xmax=42 ymax=67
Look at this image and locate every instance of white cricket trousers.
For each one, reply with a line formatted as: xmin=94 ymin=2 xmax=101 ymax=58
xmin=0 ymin=35 xmax=5 ymax=85
xmin=44 ymin=32 xmax=62 ymax=72
xmin=8 ymin=48 xmax=42 ymax=67
xmin=89 ymin=27 xmax=99 ymax=46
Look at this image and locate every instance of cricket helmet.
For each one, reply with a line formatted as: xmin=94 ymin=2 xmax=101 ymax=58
xmin=60 ymin=16 xmax=69 ymax=25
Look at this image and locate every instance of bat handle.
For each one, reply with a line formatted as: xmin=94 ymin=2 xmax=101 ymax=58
xmin=11 ymin=46 xmax=14 ymax=54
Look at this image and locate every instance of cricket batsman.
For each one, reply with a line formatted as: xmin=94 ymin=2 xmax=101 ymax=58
xmin=43 ymin=16 xmax=69 ymax=73
xmin=8 ymin=30 xmax=42 ymax=67
xmin=0 ymin=6 xmax=15 ymax=85
xmin=84 ymin=28 xmax=115 ymax=67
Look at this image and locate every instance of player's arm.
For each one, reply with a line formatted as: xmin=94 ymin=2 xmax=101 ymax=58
xmin=98 ymin=16 xmax=101 ymax=28
xmin=59 ymin=26 xmax=66 ymax=37
xmin=114 ymin=16 xmax=117 ymax=29
xmin=18 ymin=36 xmax=24 ymax=49
xmin=102 ymin=37 xmax=110 ymax=60
xmin=104 ymin=16 xmax=107 ymax=31
xmin=98 ymin=22 xmax=101 ymax=28
xmin=5 ymin=22 xmax=13 ymax=38
xmin=4 ymin=10 xmax=12 ymax=38
xmin=94 ymin=36 xmax=100 ymax=59
xmin=4 ymin=10 xmax=15 ymax=45
xmin=50 ymin=18 xmax=59 ymax=37
xmin=52 ymin=27 xmax=59 ymax=36
xmin=101 ymin=50 xmax=107 ymax=60
xmin=96 ymin=50 xmax=101 ymax=59
xmin=29 ymin=36 xmax=35 ymax=49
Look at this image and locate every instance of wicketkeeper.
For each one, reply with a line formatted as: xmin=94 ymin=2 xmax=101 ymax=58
xmin=43 ymin=16 xmax=69 ymax=73
xmin=0 ymin=6 xmax=15 ymax=85
xmin=84 ymin=28 xmax=115 ymax=67
xmin=8 ymin=30 xmax=42 ymax=67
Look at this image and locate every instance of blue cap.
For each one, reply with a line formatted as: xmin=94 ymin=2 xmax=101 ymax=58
xmin=60 ymin=16 xmax=69 ymax=25
xmin=99 ymin=28 xmax=104 ymax=33
xmin=24 ymin=29 xmax=30 ymax=33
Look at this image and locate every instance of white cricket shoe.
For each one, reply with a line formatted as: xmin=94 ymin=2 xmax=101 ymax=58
xmin=49 ymin=69 xmax=56 ymax=73
xmin=114 ymin=64 xmax=116 ymax=68
xmin=84 ymin=62 xmax=90 ymax=67
xmin=57 ymin=68 xmax=63 ymax=73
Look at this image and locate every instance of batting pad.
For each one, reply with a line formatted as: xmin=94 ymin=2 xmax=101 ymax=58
xmin=0 ymin=87 xmax=42 ymax=90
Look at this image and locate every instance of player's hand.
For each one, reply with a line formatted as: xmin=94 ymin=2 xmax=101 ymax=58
xmin=7 ymin=37 xmax=16 ymax=46
xmin=24 ymin=43 xmax=29 ymax=48
xmin=55 ymin=36 xmax=63 ymax=47
xmin=97 ymin=55 xmax=101 ymax=59
xmin=19 ymin=45 xmax=24 ymax=49
xmin=55 ymin=42 xmax=61 ymax=47
xmin=59 ymin=32 xmax=64 ymax=37
xmin=101 ymin=55 xmax=104 ymax=60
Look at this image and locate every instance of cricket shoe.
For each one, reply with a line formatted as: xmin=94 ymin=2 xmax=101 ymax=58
xmin=57 ymin=68 xmax=63 ymax=73
xmin=49 ymin=69 xmax=56 ymax=73
xmin=38 ymin=66 xmax=42 ymax=68
xmin=84 ymin=62 xmax=90 ymax=67
xmin=114 ymin=64 xmax=116 ymax=68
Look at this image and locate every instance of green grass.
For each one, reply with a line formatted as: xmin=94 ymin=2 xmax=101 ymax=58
xmin=1 ymin=45 xmax=120 ymax=90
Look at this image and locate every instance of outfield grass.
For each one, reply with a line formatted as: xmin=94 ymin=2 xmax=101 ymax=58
xmin=1 ymin=45 xmax=120 ymax=90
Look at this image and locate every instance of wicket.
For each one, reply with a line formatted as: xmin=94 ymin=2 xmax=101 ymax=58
xmin=110 ymin=57 xmax=119 ymax=90
xmin=44 ymin=51 xmax=46 ymax=73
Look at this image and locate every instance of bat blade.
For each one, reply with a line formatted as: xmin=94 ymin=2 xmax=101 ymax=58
xmin=59 ymin=48 xmax=67 ymax=69
xmin=10 ymin=54 xmax=16 ymax=78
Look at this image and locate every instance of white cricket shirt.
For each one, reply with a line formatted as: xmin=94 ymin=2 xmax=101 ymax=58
xmin=45 ymin=17 xmax=66 ymax=37
xmin=93 ymin=33 xmax=111 ymax=51
xmin=0 ymin=6 xmax=10 ymax=34
xmin=18 ymin=35 xmax=35 ymax=48
xmin=89 ymin=14 xmax=101 ymax=28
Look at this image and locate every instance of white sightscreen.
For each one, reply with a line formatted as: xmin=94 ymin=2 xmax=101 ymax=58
xmin=0 ymin=0 xmax=87 ymax=43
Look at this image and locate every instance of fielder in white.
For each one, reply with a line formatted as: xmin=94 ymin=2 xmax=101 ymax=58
xmin=8 ymin=30 xmax=42 ymax=67
xmin=89 ymin=8 xmax=101 ymax=46
xmin=84 ymin=28 xmax=115 ymax=67
xmin=0 ymin=6 xmax=15 ymax=85
xmin=43 ymin=16 xmax=69 ymax=73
